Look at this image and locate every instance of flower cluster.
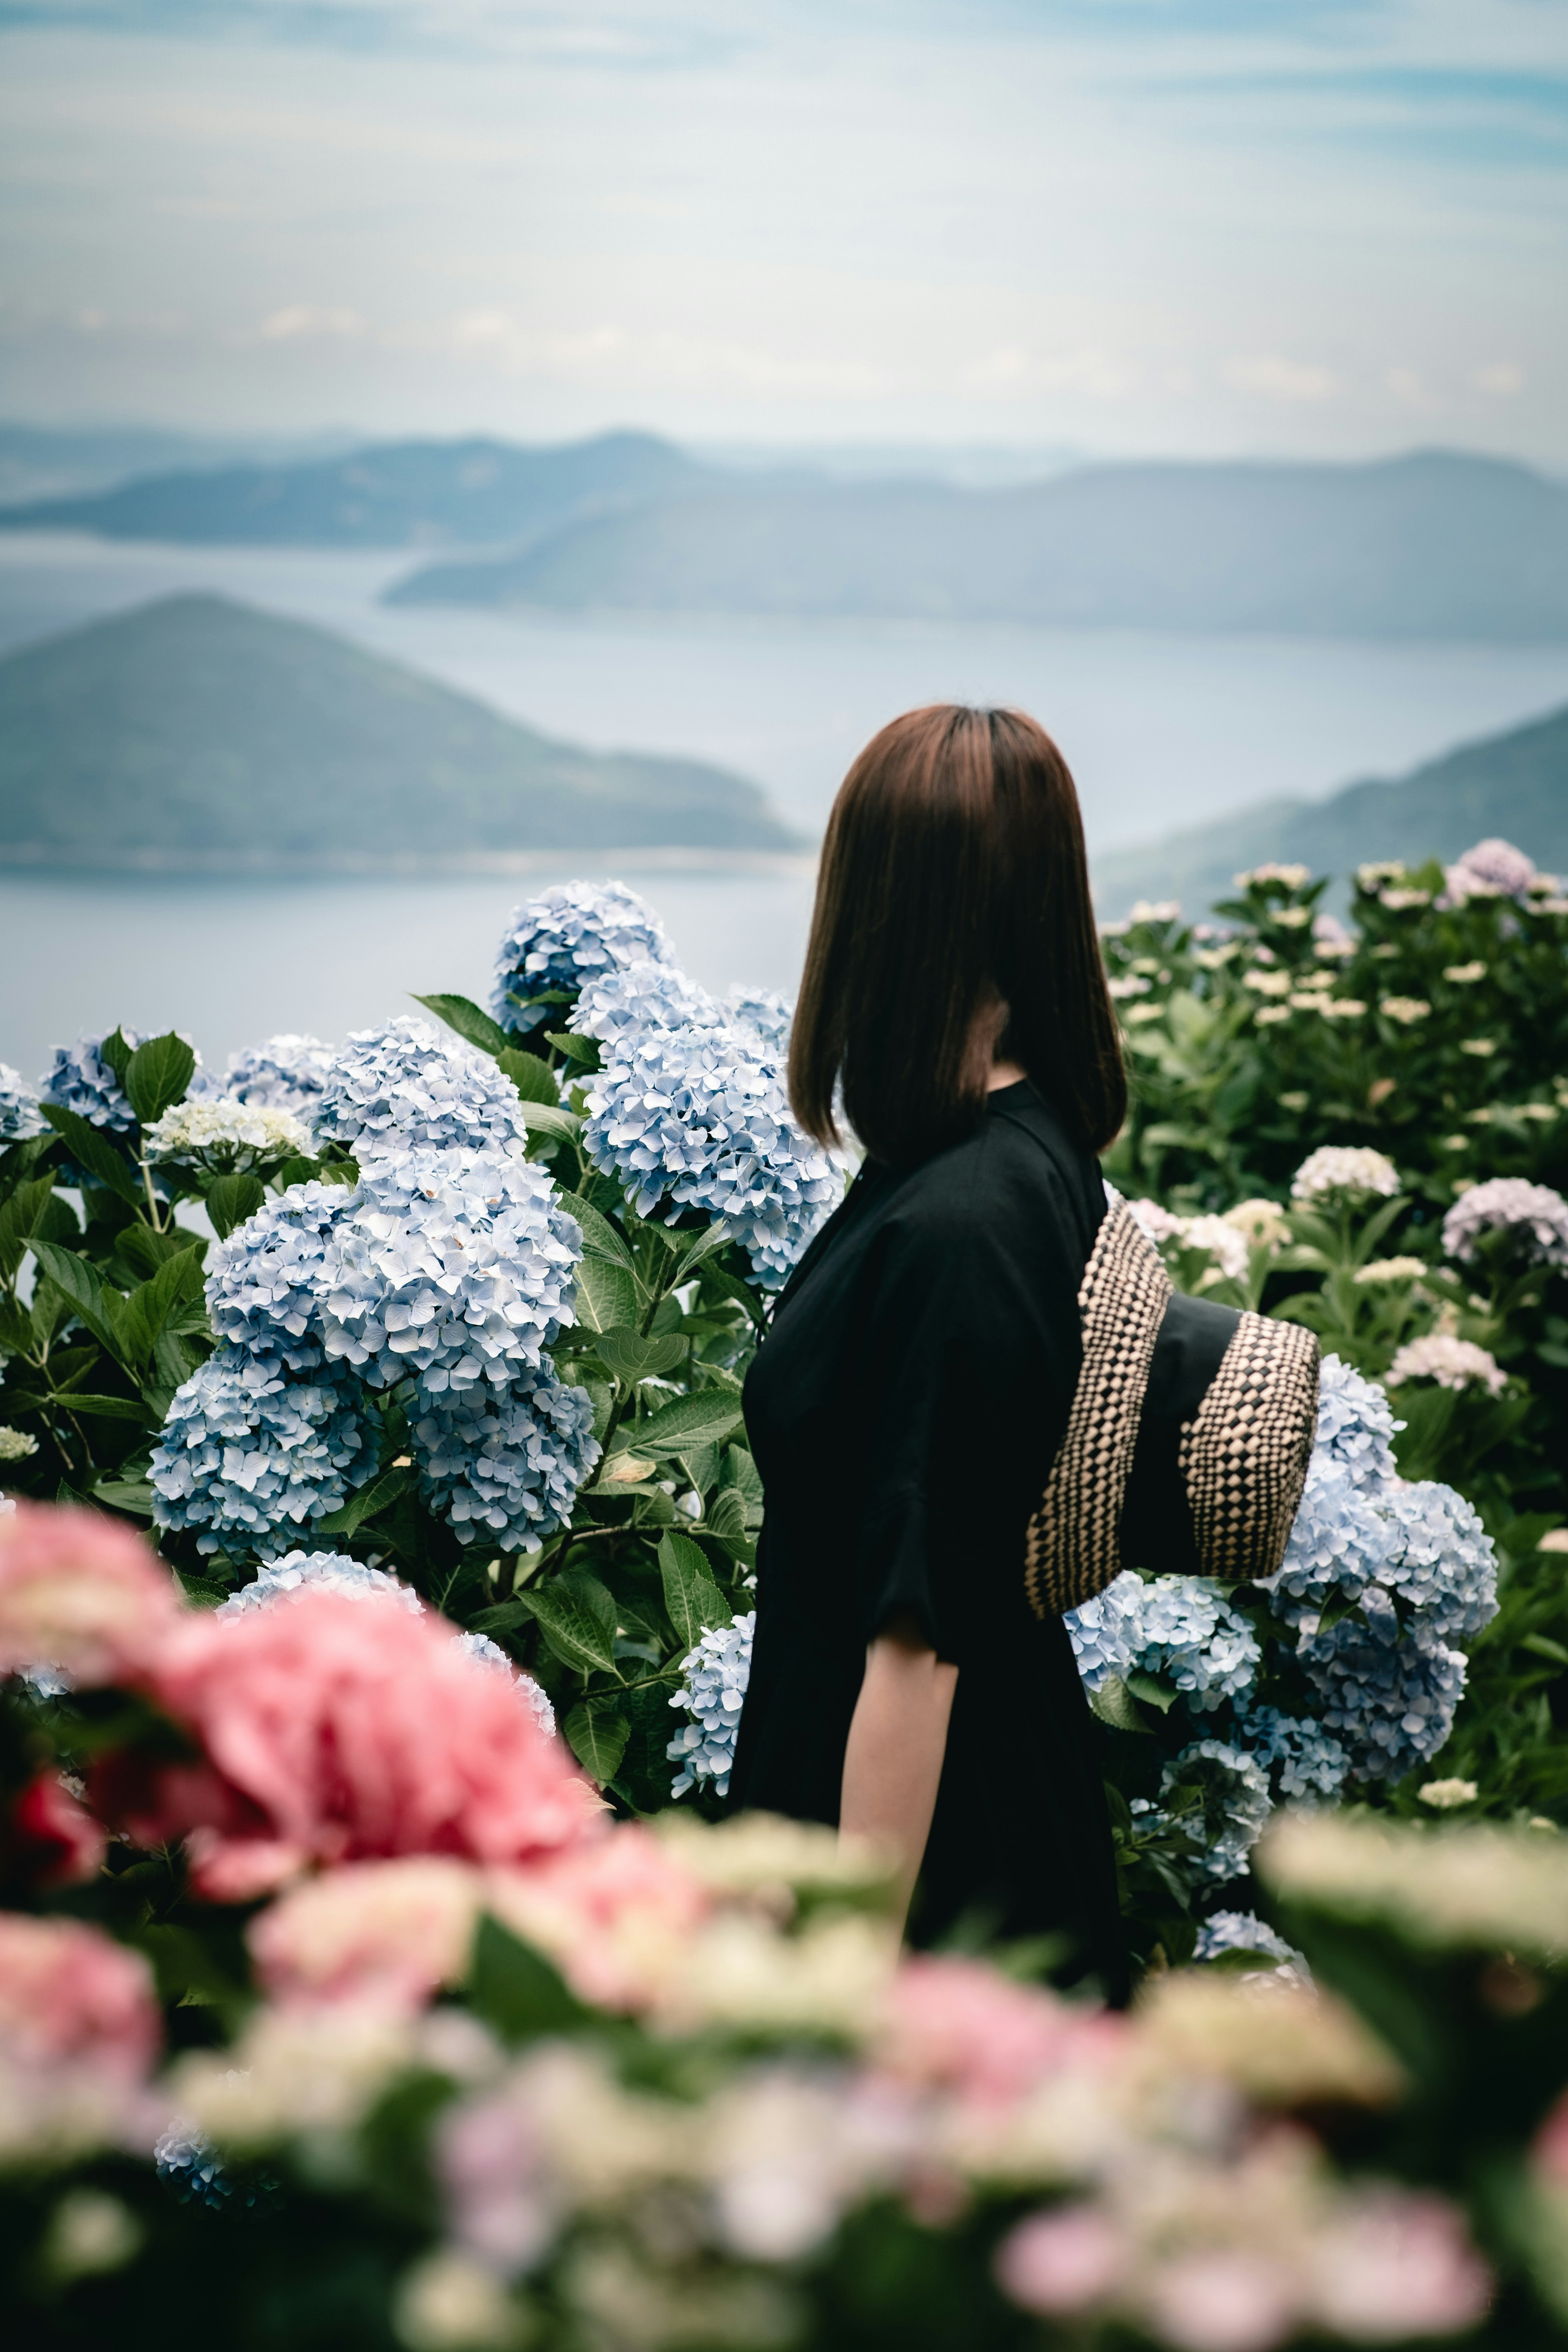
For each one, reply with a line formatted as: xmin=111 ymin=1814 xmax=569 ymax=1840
xmin=1387 ymin=1335 xmax=1507 ymax=1397
xmin=668 ymin=1612 xmax=755 ymax=1798
xmin=1236 ymin=1706 xmax=1352 ymax=1802
xmin=204 ymin=1181 xmax=351 ymax=1371
xmin=143 ymin=1097 xmax=310 ymax=1173
xmin=1193 ymin=1910 xmax=1296 ymax=1964
xmin=217 ymin=1033 xmax=337 ymax=1112
xmin=312 ymin=1017 xmax=528 ymax=1159
xmin=1126 ymin=1200 xmax=1250 ymax=1282
xmin=1290 ymin=1146 xmax=1401 ymax=1206
xmin=411 ymin=1368 xmax=601 ymax=1554
xmin=1064 ymin=1572 xmax=1260 ymax=1713
xmin=492 ymin=881 xmax=671 ymax=1031
xmin=1158 ymin=1740 xmax=1275 ymax=1882
xmin=38 ymin=1030 xmax=141 ymax=1133
xmin=581 ymin=1021 xmax=837 ymax=1286
xmin=150 ymin=1353 xmax=376 ymax=1554
xmin=726 ymin=985 xmax=794 ymax=1052
xmin=0 ymin=1061 xmax=46 ymax=1141
xmin=1442 ymin=835 xmax=1539 ymax=905
xmin=0 ymin=1425 xmax=38 ymax=1463
xmin=1441 ymin=1176 xmax=1568 ymax=1270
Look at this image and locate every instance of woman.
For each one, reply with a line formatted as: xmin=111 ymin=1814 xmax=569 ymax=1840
xmin=729 ymin=704 xmax=1130 ymax=2000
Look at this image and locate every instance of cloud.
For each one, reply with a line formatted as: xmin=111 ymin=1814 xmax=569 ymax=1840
xmin=257 ymin=306 xmax=369 ymax=342
xmin=1224 ymin=355 xmax=1340 ymax=404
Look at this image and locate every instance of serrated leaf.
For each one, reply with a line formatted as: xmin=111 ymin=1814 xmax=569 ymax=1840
xmin=90 ymin=1479 xmax=156 ymax=1518
xmin=206 ymin=1173 xmax=267 ymax=1241
xmin=528 ymin=1567 xmax=621 ymax=1677
xmin=1088 ymin=1673 xmax=1154 ymax=1734
xmin=412 ymin=992 xmax=510 ymax=1058
xmin=48 ymin=1393 xmax=150 ymax=1421
xmin=521 ymin=1102 xmax=582 ymax=1145
xmin=97 ymin=1028 xmax=134 ymax=1084
xmin=630 ymin=1389 xmax=746 ymax=1456
xmin=595 ymin=1329 xmax=687 ymax=1384
xmin=125 ymin=1033 xmax=196 ymax=1128
xmin=564 ymin=1702 xmax=630 ymax=1784
xmin=1123 ymin=1669 xmax=1178 ymax=1713
xmin=39 ymin=1106 xmax=142 ymax=1205
xmin=570 ymin=1256 xmax=637 ymax=1337
xmin=544 ymin=1030 xmax=601 ymax=1068
xmin=658 ymin=1530 xmax=732 ymax=1653
xmin=555 ymin=1191 xmax=635 ymax=1270
xmin=30 ymin=1240 xmax=128 ymax=1362
xmin=314 ymin=1460 xmax=415 ymax=1536
xmin=497 ymin=1046 xmax=562 ymax=1105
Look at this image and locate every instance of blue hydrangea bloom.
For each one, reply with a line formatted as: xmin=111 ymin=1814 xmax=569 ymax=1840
xmin=1063 ymin=1569 xmax=1258 ymax=1712
xmin=1314 ymin=1352 xmax=1402 ymax=1487
xmin=319 ymin=1149 xmax=582 ymax=1393
xmin=38 ymin=1030 xmax=143 ymax=1133
xmin=217 ymin=1549 xmax=422 ymax=1616
xmin=150 ymin=1351 xmax=376 ymax=1554
xmin=1194 ymin=1911 xmax=1298 ymax=1965
xmin=1263 ymin=1458 xmax=1399 ymax=1627
xmin=206 ymin=1181 xmax=352 ymax=1373
xmin=0 ymin=1061 xmax=47 ymax=1141
xmin=1236 ymin=1705 xmax=1351 ymax=1801
xmin=1379 ymin=1478 xmax=1498 ymax=1641
xmin=668 ymin=1611 xmax=755 ymax=1798
xmin=312 ymin=1017 xmax=528 ymax=1159
xmin=217 ymin=1033 xmax=337 ymax=1112
xmin=725 ymin=986 xmax=793 ymax=1053
xmin=493 ymin=881 xmax=671 ymax=1030
xmin=410 ymin=1363 xmax=600 ymax=1553
xmin=582 ymin=1026 xmax=837 ymax=1286
xmin=155 ymin=2122 xmax=231 ymax=2209
xmin=1298 ymin=1617 xmax=1469 ymax=1780
xmin=1159 ymin=1739 xmax=1274 ymax=1882
xmin=573 ymin=959 xmax=725 ymax=1047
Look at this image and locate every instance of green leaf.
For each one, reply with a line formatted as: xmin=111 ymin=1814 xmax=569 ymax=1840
xmin=314 ymin=1460 xmax=415 ymax=1536
xmin=520 ymin=1102 xmax=582 ymax=1146
xmin=555 ymin=1191 xmax=635 ymax=1270
xmin=497 ymin=1047 xmax=562 ymax=1105
xmin=206 ymin=1173 xmax=267 ymax=1241
xmin=112 ymin=1220 xmax=196 ymax=1280
xmin=570 ymin=1256 xmax=637 ymax=1337
xmin=630 ymin=1389 xmax=747 ymax=1456
xmin=528 ymin=1566 xmax=621 ymax=1678
xmin=49 ymin=1393 xmax=150 ymax=1422
xmin=545 ymin=1030 xmax=601 ymax=1068
xmin=1123 ymin=1669 xmax=1178 ymax=1713
xmin=658 ymin=1530 xmax=732 ymax=1652
xmin=1522 ymin=1632 xmax=1568 ymax=1667
xmin=0 ymin=1298 xmax=34 ymax=1355
xmin=39 ymin=1106 xmax=142 ymax=1205
xmin=90 ymin=1479 xmax=156 ymax=1518
xmin=411 ymin=992 xmax=510 ymax=1058
xmin=595 ymin=1329 xmax=687 ymax=1384
xmin=30 ymin=1240 xmax=127 ymax=1362
xmin=0 ymin=1176 xmax=58 ymax=1280
xmin=97 ymin=1028 xmax=135 ymax=1085
xmin=1088 ymin=1673 xmax=1154 ymax=1734
xmin=468 ymin=1913 xmax=588 ymax=2045
xmin=564 ymin=1702 xmax=630 ymax=1784
xmin=125 ymin=1032 xmax=197 ymax=1128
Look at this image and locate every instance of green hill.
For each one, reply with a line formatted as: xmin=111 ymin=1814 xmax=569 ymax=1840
xmin=1091 ymin=701 xmax=1568 ymax=916
xmin=0 ymin=593 xmax=800 ymax=866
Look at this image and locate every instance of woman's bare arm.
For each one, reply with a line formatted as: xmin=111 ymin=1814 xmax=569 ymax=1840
xmin=840 ymin=1607 xmax=959 ymax=1930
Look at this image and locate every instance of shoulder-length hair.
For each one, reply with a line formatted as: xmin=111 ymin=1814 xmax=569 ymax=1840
xmin=789 ymin=704 xmax=1126 ymax=1165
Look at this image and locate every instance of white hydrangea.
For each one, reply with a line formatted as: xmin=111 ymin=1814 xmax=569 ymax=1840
xmin=313 ymin=1017 xmax=528 ymax=1161
xmin=150 ymin=1351 xmax=377 ymax=1554
xmin=1290 ymin=1146 xmax=1401 ymax=1205
xmin=0 ymin=1426 xmax=38 ymax=1462
xmin=143 ymin=1098 xmax=310 ymax=1171
xmin=1179 ymin=1215 xmax=1249 ymax=1284
xmin=0 ymin=1062 xmax=47 ymax=1141
xmin=492 ymin=880 xmax=671 ymax=1030
xmin=668 ymin=1612 xmax=754 ymax=1798
xmin=1441 ymin=1178 xmax=1568 ymax=1270
xmin=1387 ymin=1335 xmax=1507 ymax=1398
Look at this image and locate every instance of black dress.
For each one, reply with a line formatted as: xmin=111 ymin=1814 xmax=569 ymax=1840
xmin=730 ymin=1079 xmax=1127 ymax=2000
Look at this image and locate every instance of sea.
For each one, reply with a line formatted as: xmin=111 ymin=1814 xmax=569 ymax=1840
xmin=4 ymin=529 xmax=1568 ymax=1083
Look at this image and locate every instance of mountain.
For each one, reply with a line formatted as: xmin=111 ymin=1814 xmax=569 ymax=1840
xmin=0 ymin=430 xmax=708 ymax=550
xmin=0 ymin=422 xmax=357 ymax=508
xmin=0 ymin=594 xmax=800 ymax=866
xmin=390 ymin=451 xmax=1568 ymax=642
xmin=1091 ymin=700 xmax=1568 ymax=917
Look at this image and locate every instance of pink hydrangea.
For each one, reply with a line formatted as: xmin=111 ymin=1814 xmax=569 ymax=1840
xmin=105 ymin=1589 xmax=596 ymax=1899
xmin=878 ymin=1953 xmax=1121 ymax=2107
xmin=250 ymin=1855 xmax=483 ymax=2009
xmin=0 ymin=1499 xmax=180 ymax=1685
xmin=0 ymin=1912 xmax=160 ymax=2080
xmin=4 ymin=1769 xmax=106 ymax=1895
xmin=489 ymin=1824 xmax=713 ymax=2011
xmin=1310 ymin=2190 xmax=1492 ymax=2340
xmin=1443 ymin=838 xmax=1537 ymax=904
xmin=996 ymin=2203 xmax=1121 ymax=2315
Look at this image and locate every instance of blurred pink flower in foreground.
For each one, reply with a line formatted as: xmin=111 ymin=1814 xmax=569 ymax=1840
xmin=0 ymin=1911 xmax=159 ymax=2079
xmin=4 ymin=1768 xmax=106 ymax=1895
xmin=1145 ymin=2249 xmax=1297 ymax=2352
xmin=1310 ymin=2190 xmax=1492 ymax=2340
xmin=103 ymin=1589 xmax=596 ymax=1899
xmin=879 ymin=1953 xmax=1121 ymax=2106
xmin=0 ymin=1498 xmax=179 ymax=1685
xmin=996 ymin=2203 xmax=1121 ymax=2313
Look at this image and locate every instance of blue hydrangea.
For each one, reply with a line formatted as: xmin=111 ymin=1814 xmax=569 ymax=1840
xmin=217 ymin=1033 xmax=337 ymax=1112
xmin=1263 ymin=1459 xmax=1399 ymax=1628
xmin=216 ymin=1549 xmax=422 ymax=1616
xmin=0 ymin=1061 xmax=47 ymax=1141
xmin=574 ymin=959 xmax=725 ymax=1047
xmin=453 ymin=1630 xmax=557 ymax=1737
xmin=1298 ymin=1615 xmax=1469 ymax=1779
xmin=410 ymin=1363 xmax=600 ymax=1552
xmin=150 ymin=1351 xmax=377 ymax=1554
xmin=312 ymin=1017 xmax=528 ymax=1159
xmin=1236 ymin=1705 xmax=1352 ymax=1801
xmin=38 ymin=1030 xmax=143 ymax=1133
xmin=668 ymin=1611 xmax=755 ymax=1798
xmin=1378 ymin=1478 xmax=1499 ymax=1641
xmin=725 ymin=986 xmax=793 ymax=1053
xmin=583 ymin=1026 xmax=838 ymax=1286
xmin=1194 ymin=1911 xmax=1298 ymax=1965
xmin=493 ymin=881 xmax=671 ymax=1030
xmin=1159 ymin=1739 xmax=1274 ymax=1882
xmin=1314 ymin=1352 xmax=1401 ymax=1488
xmin=1063 ymin=1569 xmax=1259 ymax=1712
xmin=155 ymin=2122 xmax=230 ymax=2209
xmin=318 ymin=1149 xmax=582 ymax=1393
xmin=206 ymin=1181 xmax=352 ymax=1373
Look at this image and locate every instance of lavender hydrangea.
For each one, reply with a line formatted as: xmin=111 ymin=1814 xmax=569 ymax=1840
xmin=668 ymin=1612 xmax=755 ymax=1798
xmin=1442 ymin=1177 xmax=1568 ymax=1271
xmin=1290 ymin=1146 xmax=1401 ymax=1206
xmin=0 ymin=1062 xmax=46 ymax=1141
xmin=1443 ymin=836 xmax=1538 ymax=904
xmin=205 ymin=1182 xmax=352 ymax=1373
xmin=410 ymin=1364 xmax=600 ymax=1552
xmin=582 ymin=1025 xmax=837 ymax=1286
xmin=150 ymin=1351 xmax=376 ymax=1553
xmin=218 ymin=1033 xmax=337 ymax=1112
xmin=312 ymin=1017 xmax=528 ymax=1160
xmin=1236 ymin=1706 xmax=1351 ymax=1801
xmin=217 ymin=1549 xmax=423 ymax=1617
xmin=1063 ymin=1570 xmax=1259 ymax=1712
xmin=38 ymin=1030 xmax=143 ymax=1133
xmin=492 ymin=881 xmax=671 ymax=1030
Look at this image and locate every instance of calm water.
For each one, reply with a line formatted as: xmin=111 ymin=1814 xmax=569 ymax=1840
xmin=3 ymin=530 xmax=1568 ymax=1077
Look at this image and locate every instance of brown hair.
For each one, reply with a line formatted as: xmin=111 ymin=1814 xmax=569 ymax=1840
xmin=789 ymin=704 xmax=1125 ymax=1165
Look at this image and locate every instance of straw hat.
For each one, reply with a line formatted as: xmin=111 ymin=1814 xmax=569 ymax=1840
xmin=1025 ymin=1194 xmax=1320 ymax=1618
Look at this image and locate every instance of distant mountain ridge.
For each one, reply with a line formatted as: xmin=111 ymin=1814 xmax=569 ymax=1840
xmin=3 ymin=433 xmax=1566 ymax=641
xmin=1091 ymin=700 xmax=1568 ymax=916
xmin=0 ymin=593 xmax=800 ymax=867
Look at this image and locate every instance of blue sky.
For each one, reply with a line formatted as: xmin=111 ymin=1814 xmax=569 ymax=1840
xmin=0 ymin=0 xmax=1563 ymax=458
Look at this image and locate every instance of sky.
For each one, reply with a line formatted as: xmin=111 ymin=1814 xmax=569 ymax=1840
xmin=0 ymin=0 xmax=1565 ymax=461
